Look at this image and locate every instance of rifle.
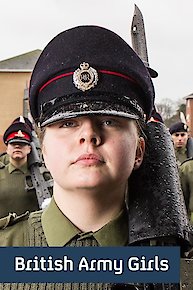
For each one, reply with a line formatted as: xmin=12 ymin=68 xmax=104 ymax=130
xmin=23 ymin=87 xmax=53 ymax=209
xmin=128 ymin=6 xmax=192 ymax=290
xmin=131 ymin=4 xmax=158 ymax=78
xmin=25 ymin=129 xmax=53 ymax=209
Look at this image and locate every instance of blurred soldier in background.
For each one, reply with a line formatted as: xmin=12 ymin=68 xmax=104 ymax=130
xmin=0 ymin=118 xmax=39 ymax=218
xmin=180 ymin=158 xmax=193 ymax=225
xmin=169 ymin=121 xmax=192 ymax=166
xmin=169 ymin=121 xmax=193 ymax=226
xmin=0 ymin=115 xmax=53 ymax=218
xmin=0 ymin=116 xmax=33 ymax=165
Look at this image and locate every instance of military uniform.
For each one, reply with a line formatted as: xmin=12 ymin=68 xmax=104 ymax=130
xmin=0 ymin=119 xmax=41 ymax=218
xmin=0 ymin=117 xmax=53 ymax=215
xmin=0 ymin=198 xmax=128 ymax=289
xmin=0 ymin=198 xmax=192 ymax=289
xmin=0 ymin=152 xmax=53 ymax=217
xmin=175 ymin=147 xmax=188 ymax=167
xmin=0 ymin=161 xmax=39 ymax=218
xmin=0 ymin=152 xmax=9 ymax=165
xmin=179 ymin=158 xmax=193 ymax=224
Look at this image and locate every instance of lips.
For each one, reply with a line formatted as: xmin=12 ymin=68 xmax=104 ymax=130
xmin=74 ymin=153 xmax=105 ymax=165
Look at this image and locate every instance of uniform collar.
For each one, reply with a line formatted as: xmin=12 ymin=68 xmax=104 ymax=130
xmin=42 ymin=197 xmax=128 ymax=247
xmin=7 ymin=162 xmax=28 ymax=174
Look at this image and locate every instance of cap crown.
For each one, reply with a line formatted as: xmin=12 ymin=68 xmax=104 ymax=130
xmin=29 ymin=25 xmax=155 ymax=124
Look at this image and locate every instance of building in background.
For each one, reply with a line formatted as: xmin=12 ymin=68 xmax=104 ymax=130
xmin=0 ymin=50 xmax=41 ymax=152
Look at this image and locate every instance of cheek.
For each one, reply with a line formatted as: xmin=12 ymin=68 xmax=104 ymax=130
xmin=121 ymin=142 xmax=136 ymax=165
xmin=42 ymin=138 xmax=67 ymax=173
xmin=7 ymin=148 xmax=13 ymax=156
xmin=110 ymin=135 xmax=137 ymax=171
xmin=42 ymin=143 xmax=55 ymax=172
xmin=26 ymin=147 xmax=31 ymax=155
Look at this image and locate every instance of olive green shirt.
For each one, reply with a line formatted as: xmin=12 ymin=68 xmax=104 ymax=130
xmin=0 ymin=162 xmax=39 ymax=218
xmin=0 ymin=197 xmax=129 ymax=247
xmin=179 ymin=159 xmax=193 ymax=223
xmin=175 ymin=147 xmax=188 ymax=167
xmin=42 ymin=198 xmax=128 ymax=246
xmin=0 ymin=152 xmax=9 ymax=165
xmin=0 ymin=198 xmax=192 ymax=289
xmin=0 ymin=198 xmax=129 ymax=290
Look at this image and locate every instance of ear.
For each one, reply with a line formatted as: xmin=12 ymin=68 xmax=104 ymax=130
xmin=26 ymin=145 xmax=32 ymax=155
xmin=133 ymin=137 xmax=145 ymax=170
xmin=42 ymin=143 xmax=45 ymax=156
xmin=41 ymin=143 xmax=50 ymax=171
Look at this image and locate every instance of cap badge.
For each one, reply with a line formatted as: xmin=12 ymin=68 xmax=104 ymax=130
xmin=15 ymin=130 xmax=25 ymax=138
xmin=73 ymin=62 xmax=98 ymax=91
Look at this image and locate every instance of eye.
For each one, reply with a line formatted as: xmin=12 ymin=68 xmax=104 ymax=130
xmin=59 ymin=119 xmax=78 ymax=128
xmin=101 ymin=118 xmax=119 ymax=127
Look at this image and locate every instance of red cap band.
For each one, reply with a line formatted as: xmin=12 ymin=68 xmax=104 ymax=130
xmin=6 ymin=131 xmax=31 ymax=142
xmin=39 ymin=70 xmax=138 ymax=93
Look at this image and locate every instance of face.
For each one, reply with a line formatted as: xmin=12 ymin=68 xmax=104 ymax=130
xmin=171 ymin=132 xmax=188 ymax=149
xmin=42 ymin=116 xmax=145 ymax=194
xmin=6 ymin=142 xmax=31 ymax=161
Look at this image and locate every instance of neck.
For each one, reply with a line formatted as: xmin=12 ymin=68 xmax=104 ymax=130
xmin=53 ymin=183 xmax=126 ymax=232
xmin=10 ymin=157 xmax=27 ymax=168
xmin=175 ymin=147 xmax=186 ymax=153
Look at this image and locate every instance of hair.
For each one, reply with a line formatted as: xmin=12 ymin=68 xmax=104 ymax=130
xmin=35 ymin=125 xmax=45 ymax=146
xmin=136 ymin=119 xmax=147 ymax=140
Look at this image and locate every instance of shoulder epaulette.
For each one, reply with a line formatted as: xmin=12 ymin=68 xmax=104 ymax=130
xmin=0 ymin=211 xmax=29 ymax=229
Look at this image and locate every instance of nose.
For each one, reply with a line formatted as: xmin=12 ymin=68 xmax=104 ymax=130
xmin=177 ymin=135 xmax=182 ymax=141
xmin=14 ymin=144 xmax=21 ymax=148
xmin=79 ymin=119 xmax=102 ymax=146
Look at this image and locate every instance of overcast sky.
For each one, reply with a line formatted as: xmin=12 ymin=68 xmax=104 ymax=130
xmin=1 ymin=0 xmax=193 ymax=106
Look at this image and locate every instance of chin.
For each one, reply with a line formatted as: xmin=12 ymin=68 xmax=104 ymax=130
xmin=75 ymin=178 xmax=107 ymax=190
xmin=13 ymin=156 xmax=22 ymax=160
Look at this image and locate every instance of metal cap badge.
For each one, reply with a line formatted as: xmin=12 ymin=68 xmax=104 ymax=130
xmin=15 ymin=130 xmax=25 ymax=138
xmin=73 ymin=62 xmax=98 ymax=91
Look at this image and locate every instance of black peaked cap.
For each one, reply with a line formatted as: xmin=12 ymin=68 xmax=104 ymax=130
xmin=12 ymin=116 xmax=33 ymax=131
xmin=3 ymin=122 xmax=32 ymax=145
xmin=29 ymin=25 xmax=155 ymax=126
